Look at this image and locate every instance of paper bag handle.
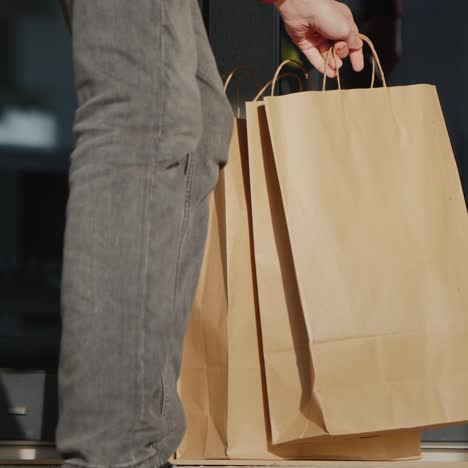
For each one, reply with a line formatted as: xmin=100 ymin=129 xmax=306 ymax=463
xmin=223 ymin=66 xmax=260 ymax=92
xmin=270 ymin=60 xmax=309 ymax=97
xmin=322 ymin=34 xmax=386 ymax=90
xmin=223 ymin=66 xmax=260 ymax=117
xmin=223 ymin=74 xmax=242 ymax=117
xmin=359 ymin=33 xmax=387 ymax=87
xmin=323 ymin=33 xmax=387 ymax=91
xmin=254 ymin=73 xmax=305 ymax=101
xmin=322 ymin=46 xmax=342 ymax=91
xmin=271 ymin=35 xmax=385 ymax=95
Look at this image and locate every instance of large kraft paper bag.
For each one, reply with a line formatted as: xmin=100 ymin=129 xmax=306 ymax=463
xmin=246 ymin=98 xmax=420 ymax=455
xmin=175 ymin=164 xmax=228 ymax=459
xmin=258 ymin=34 xmax=468 ymax=443
xmin=176 ymin=116 xmax=421 ymax=460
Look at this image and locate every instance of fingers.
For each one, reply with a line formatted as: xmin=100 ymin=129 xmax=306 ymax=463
xmin=302 ymin=44 xmax=348 ymax=79
xmin=333 ymin=26 xmax=364 ymax=72
xmin=316 ymin=39 xmax=343 ymax=78
xmin=349 ymin=47 xmax=364 ymax=72
xmin=303 ymin=39 xmax=362 ymax=78
xmin=332 ymin=31 xmax=364 ymax=72
xmin=311 ymin=25 xmax=363 ymax=76
xmin=320 ymin=48 xmax=343 ymax=72
xmin=336 ymin=35 xmax=364 ymax=72
xmin=302 ymin=47 xmax=337 ymax=78
xmin=334 ymin=41 xmax=349 ymax=60
xmin=279 ymin=0 xmax=365 ymax=76
xmin=346 ymin=25 xmax=364 ymax=72
xmin=326 ymin=3 xmax=365 ymax=73
xmin=287 ymin=19 xmax=362 ymax=77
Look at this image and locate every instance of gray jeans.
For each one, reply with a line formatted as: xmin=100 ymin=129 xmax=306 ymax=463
xmin=56 ymin=2 xmax=233 ymax=468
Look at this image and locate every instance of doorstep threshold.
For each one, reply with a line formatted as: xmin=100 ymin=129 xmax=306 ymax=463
xmin=0 ymin=444 xmax=468 ymax=465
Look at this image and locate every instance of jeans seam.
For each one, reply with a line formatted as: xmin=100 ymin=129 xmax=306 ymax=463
xmin=182 ymin=153 xmax=195 ymax=234
xmin=160 ymin=369 xmax=166 ymax=416
xmin=135 ymin=163 xmax=155 ymax=425
xmin=161 ymin=153 xmax=195 ymax=423
xmin=131 ymin=0 xmax=165 ymax=456
xmin=153 ymin=0 xmax=166 ymax=156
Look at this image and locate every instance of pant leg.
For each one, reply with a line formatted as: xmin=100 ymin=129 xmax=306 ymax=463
xmin=159 ymin=3 xmax=235 ymax=461
xmin=144 ymin=2 xmax=234 ymax=463
xmin=56 ymin=2 xmax=233 ymax=468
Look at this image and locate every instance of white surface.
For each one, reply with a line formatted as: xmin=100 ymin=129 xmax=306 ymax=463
xmin=0 ymin=108 xmax=57 ymax=149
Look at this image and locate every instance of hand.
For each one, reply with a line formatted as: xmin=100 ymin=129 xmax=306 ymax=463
xmin=274 ymin=0 xmax=364 ymax=77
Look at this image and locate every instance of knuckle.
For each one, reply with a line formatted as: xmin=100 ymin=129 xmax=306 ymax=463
xmin=339 ymin=3 xmax=354 ymax=19
xmin=342 ymin=22 xmax=353 ymax=37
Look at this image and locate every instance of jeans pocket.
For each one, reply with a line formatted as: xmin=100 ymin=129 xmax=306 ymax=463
xmin=160 ymin=371 xmax=167 ymax=416
xmin=181 ymin=153 xmax=195 ymax=233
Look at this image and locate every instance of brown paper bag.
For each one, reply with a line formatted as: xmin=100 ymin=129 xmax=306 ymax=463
xmin=176 ymin=115 xmax=421 ymax=460
xmin=247 ymin=97 xmax=328 ymax=445
xmin=246 ymin=97 xmax=421 ymax=457
xmin=175 ymin=165 xmax=228 ymax=459
xmin=254 ymin=34 xmax=468 ymax=444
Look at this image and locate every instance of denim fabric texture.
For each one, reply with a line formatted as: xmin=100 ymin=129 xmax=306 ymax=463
xmin=56 ymin=2 xmax=233 ymax=467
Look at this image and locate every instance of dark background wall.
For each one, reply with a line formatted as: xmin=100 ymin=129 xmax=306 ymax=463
xmin=0 ymin=0 xmax=72 ymax=372
xmin=392 ymin=0 xmax=468 ymax=199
